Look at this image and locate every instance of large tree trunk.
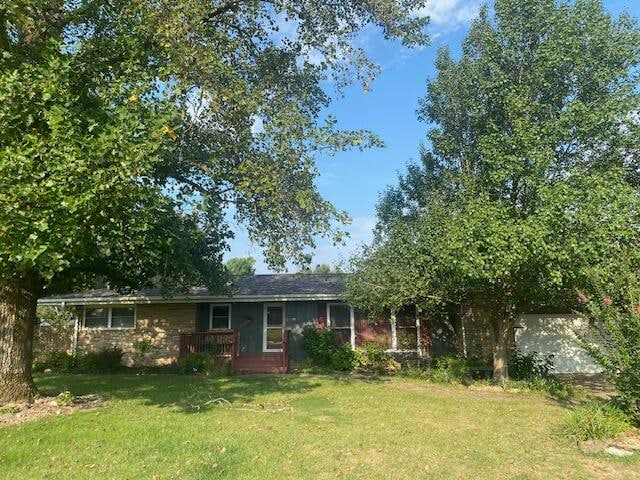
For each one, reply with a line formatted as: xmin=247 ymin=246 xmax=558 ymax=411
xmin=491 ymin=312 xmax=511 ymax=383
xmin=0 ymin=271 xmax=40 ymax=404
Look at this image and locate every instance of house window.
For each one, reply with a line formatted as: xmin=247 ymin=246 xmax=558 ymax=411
xmin=210 ymin=304 xmax=231 ymax=330
xmin=264 ymin=303 xmax=285 ymax=352
xmin=84 ymin=306 xmax=135 ymax=329
xmin=394 ymin=306 xmax=418 ymax=351
xmin=327 ymin=303 xmax=354 ymax=348
xmin=354 ymin=309 xmax=391 ymax=349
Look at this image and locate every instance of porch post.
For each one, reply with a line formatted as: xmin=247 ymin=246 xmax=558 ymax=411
xmin=461 ymin=306 xmax=468 ymax=358
xmin=415 ymin=306 xmax=422 ymax=357
xmin=390 ymin=310 xmax=397 ymax=351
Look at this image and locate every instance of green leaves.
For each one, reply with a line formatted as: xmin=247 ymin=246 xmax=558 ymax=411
xmin=578 ymin=268 xmax=640 ymax=419
xmin=0 ymin=1 xmax=430 ymax=292
xmin=349 ymin=0 xmax=640 ymax=320
xmin=225 ymin=257 xmax=256 ymax=276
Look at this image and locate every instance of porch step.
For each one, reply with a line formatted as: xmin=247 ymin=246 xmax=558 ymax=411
xmin=235 ymin=365 xmax=288 ymax=374
xmin=234 ymin=353 xmax=287 ymax=374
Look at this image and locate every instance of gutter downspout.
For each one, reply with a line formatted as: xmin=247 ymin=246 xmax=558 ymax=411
xmin=68 ymin=302 xmax=79 ymax=359
xmin=415 ymin=306 xmax=422 ymax=357
xmin=461 ymin=309 xmax=468 ymax=359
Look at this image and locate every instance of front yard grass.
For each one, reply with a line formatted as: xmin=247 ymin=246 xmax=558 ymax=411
xmin=0 ymin=373 xmax=638 ymax=479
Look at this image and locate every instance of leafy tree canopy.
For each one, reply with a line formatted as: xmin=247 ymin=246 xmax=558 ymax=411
xmin=0 ymin=0 xmax=430 ymax=295
xmin=301 ymin=263 xmax=343 ymax=274
xmin=347 ymin=0 xmax=640 ymax=379
xmin=225 ymin=257 xmax=256 ymax=276
xmin=0 ymin=0 xmax=430 ymax=403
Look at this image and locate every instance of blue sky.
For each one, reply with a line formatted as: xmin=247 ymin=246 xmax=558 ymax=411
xmin=227 ymin=0 xmax=640 ymax=273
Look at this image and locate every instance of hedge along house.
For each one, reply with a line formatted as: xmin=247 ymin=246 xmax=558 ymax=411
xmin=38 ymin=274 xmax=430 ymax=373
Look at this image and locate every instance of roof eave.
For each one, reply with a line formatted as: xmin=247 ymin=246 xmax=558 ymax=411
xmin=38 ymin=293 xmax=342 ymax=306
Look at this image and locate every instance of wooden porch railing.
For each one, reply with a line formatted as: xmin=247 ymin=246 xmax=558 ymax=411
xmin=179 ymin=329 xmax=290 ymax=373
xmin=179 ymin=330 xmax=237 ymax=358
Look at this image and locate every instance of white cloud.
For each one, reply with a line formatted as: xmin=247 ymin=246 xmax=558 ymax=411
xmin=415 ymin=0 xmax=480 ymax=33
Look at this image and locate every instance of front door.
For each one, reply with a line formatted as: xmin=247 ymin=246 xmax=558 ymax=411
xmin=263 ymin=303 xmax=285 ymax=352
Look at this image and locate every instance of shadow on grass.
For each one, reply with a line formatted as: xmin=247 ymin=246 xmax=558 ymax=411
xmin=325 ymin=373 xmax=392 ymax=386
xmin=35 ymin=373 xmax=323 ymax=414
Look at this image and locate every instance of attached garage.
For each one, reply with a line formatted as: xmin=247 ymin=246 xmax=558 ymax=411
xmin=514 ymin=314 xmax=602 ymax=374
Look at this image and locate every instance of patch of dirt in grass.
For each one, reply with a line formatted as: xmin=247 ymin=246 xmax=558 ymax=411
xmin=312 ymin=415 xmax=335 ymax=422
xmin=616 ymin=431 xmax=640 ymax=451
xmin=556 ymin=373 xmax=615 ymax=398
xmin=0 ymin=394 xmax=104 ymax=427
xmin=577 ymin=456 xmax=640 ymax=479
xmin=580 ymin=430 xmax=640 ymax=456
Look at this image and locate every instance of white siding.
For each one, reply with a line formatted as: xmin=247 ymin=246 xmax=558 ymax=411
xmin=515 ymin=314 xmax=602 ymax=374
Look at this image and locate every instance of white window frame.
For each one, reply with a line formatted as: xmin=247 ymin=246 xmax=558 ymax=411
xmin=388 ymin=308 xmax=419 ymax=353
xmin=327 ymin=303 xmax=355 ymax=349
xmin=263 ymin=303 xmax=286 ymax=352
xmin=209 ymin=303 xmax=232 ymax=330
xmin=83 ymin=305 xmax=137 ymax=330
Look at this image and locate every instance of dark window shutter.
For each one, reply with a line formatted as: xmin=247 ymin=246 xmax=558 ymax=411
xmin=196 ymin=303 xmax=210 ymax=331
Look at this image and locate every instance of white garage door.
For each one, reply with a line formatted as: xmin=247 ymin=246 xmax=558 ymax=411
xmin=514 ymin=314 xmax=602 ymax=374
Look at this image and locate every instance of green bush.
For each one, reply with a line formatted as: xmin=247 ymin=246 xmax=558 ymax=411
xmin=56 ymin=391 xmax=75 ymax=407
xmin=33 ymin=350 xmax=74 ymax=372
xmin=577 ymin=272 xmax=640 ymax=422
xmin=301 ymin=326 xmax=365 ymax=371
xmin=178 ymin=352 xmax=231 ymax=376
xmin=133 ymin=339 xmax=155 ymax=356
xmin=562 ymin=401 xmax=632 ymax=442
xmin=77 ymin=347 xmax=124 ymax=373
xmin=358 ymin=341 xmax=396 ymax=374
xmin=32 ymin=361 xmax=47 ymax=373
xmin=46 ymin=350 xmax=75 ymax=370
xmin=465 ymin=356 xmax=492 ymax=380
xmin=301 ymin=326 xmax=339 ymax=367
xmin=178 ymin=352 xmax=211 ymax=374
xmin=207 ymin=359 xmax=232 ymax=377
xmin=36 ymin=306 xmax=75 ymax=327
xmin=510 ymin=350 xmax=554 ymax=380
xmin=399 ymin=365 xmax=430 ymax=379
xmin=330 ymin=343 xmax=361 ymax=371
xmin=427 ymin=355 xmax=471 ymax=384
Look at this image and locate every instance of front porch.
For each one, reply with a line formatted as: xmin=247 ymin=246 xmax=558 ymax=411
xmin=179 ymin=330 xmax=291 ymax=374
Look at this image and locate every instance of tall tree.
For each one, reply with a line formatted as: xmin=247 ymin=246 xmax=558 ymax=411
xmin=225 ymin=257 xmax=256 ymax=276
xmin=0 ymin=0 xmax=429 ymax=402
xmin=348 ymin=0 xmax=640 ymax=381
xmin=312 ymin=264 xmax=333 ymax=274
xmin=300 ymin=263 xmax=342 ymax=274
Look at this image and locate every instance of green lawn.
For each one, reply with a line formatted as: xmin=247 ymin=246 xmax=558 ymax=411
xmin=0 ymin=374 xmax=638 ymax=479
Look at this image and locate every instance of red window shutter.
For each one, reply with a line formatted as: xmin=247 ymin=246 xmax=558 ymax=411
xmin=317 ymin=302 xmax=327 ymax=327
xmin=420 ymin=317 xmax=431 ymax=354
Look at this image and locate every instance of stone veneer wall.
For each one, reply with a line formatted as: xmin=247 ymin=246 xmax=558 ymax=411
xmin=33 ymin=325 xmax=74 ymax=361
xmin=76 ymin=303 xmax=197 ymax=366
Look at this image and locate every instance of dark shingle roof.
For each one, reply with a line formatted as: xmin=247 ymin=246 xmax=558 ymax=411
xmin=40 ymin=274 xmax=346 ymax=304
xmin=231 ymin=274 xmax=346 ymax=296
